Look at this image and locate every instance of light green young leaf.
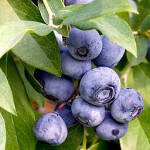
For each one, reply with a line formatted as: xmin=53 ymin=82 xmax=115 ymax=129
xmin=120 ymin=67 xmax=150 ymax=150
xmin=58 ymin=0 xmax=138 ymax=25
xmin=127 ymin=35 xmax=148 ymax=66
xmin=0 ymin=68 xmax=16 ymax=115
xmin=0 ymin=1 xmax=18 ymax=25
xmin=0 ymin=20 xmax=52 ymax=58
xmin=0 ymin=54 xmax=37 ymax=150
xmin=73 ymin=14 xmax=137 ymax=57
xmin=0 ymin=113 xmax=6 ymax=150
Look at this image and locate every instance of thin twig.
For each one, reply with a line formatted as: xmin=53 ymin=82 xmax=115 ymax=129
xmin=81 ymin=127 xmax=87 ymax=150
xmin=43 ymin=0 xmax=60 ymax=28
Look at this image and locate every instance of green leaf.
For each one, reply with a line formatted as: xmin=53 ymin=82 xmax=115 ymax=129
xmin=87 ymin=142 xmax=109 ymax=150
xmin=131 ymin=0 xmax=150 ymax=30
xmin=24 ymin=68 xmax=43 ymax=94
xmin=0 ymin=0 xmax=43 ymax=26
xmin=16 ymin=61 xmax=46 ymax=106
xmin=0 ymin=1 xmax=61 ymax=76
xmin=36 ymin=124 xmax=84 ymax=150
xmin=140 ymin=15 xmax=150 ymax=32
xmin=0 ymin=113 xmax=6 ymax=150
xmin=120 ymin=118 xmax=150 ymax=150
xmin=86 ymin=128 xmax=109 ymax=150
xmin=38 ymin=0 xmax=49 ymax=24
xmin=0 ymin=20 xmax=52 ymax=58
xmin=0 ymin=0 xmax=19 ymax=25
xmin=73 ymin=14 xmax=137 ymax=57
xmin=54 ymin=26 xmax=69 ymax=37
xmin=58 ymin=0 xmax=138 ymax=25
xmin=0 ymin=54 xmax=37 ymax=150
xmin=139 ymin=63 xmax=150 ymax=79
xmin=139 ymin=0 xmax=150 ymax=21
xmin=127 ymin=35 xmax=148 ymax=66
xmin=7 ymin=0 xmax=43 ymax=22
xmin=117 ymin=12 xmax=130 ymax=23
xmin=120 ymin=66 xmax=150 ymax=150
xmin=0 ymin=68 xmax=16 ymax=115
xmin=86 ymin=128 xmax=99 ymax=144
xmin=45 ymin=0 xmax=65 ymax=16
xmin=12 ymin=32 xmax=61 ymax=77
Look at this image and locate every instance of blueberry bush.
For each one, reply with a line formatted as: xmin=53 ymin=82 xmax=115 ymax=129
xmin=0 ymin=0 xmax=150 ymax=150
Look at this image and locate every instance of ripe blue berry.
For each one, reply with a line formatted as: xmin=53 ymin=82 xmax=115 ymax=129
xmin=34 ymin=69 xmax=74 ymax=102
xmin=34 ymin=69 xmax=49 ymax=87
xmin=93 ymin=35 xmax=125 ymax=68
xmin=56 ymin=103 xmax=78 ymax=127
xmin=65 ymin=0 xmax=94 ymax=5
xmin=95 ymin=112 xmax=128 ymax=140
xmin=71 ymin=96 xmax=105 ymax=127
xmin=79 ymin=67 xmax=121 ymax=106
xmin=33 ymin=112 xmax=68 ymax=145
xmin=61 ymin=46 xmax=92 ymax=79
xmin=66 ymin=27 xmax=102 ymax=60
xmin=111 ymin=88 xmax=144 ymax=123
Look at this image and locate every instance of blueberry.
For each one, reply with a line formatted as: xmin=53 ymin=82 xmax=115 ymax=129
xmin=95 ymin=112 xmax=128 ymax=140
xmin=146 ymin=41 xmax=150 ymax=62
xmin=93 ymin=35 xmax=125 ymax=68
xmin=61 ymin=46 xmax=92 ymax=79
xmin=66 ymin=27 xmax=102 ymax=60
xmin=33 ymin=112 xmax=68 ymax=145
xmin=71 ymin=96 xmax=105 ymax=127
xmin=56 ymin=103 xmax=78 ymax=127
xmin=111 ymin=88 xmax=144 ymax=123
xmin=34 ymin=69 xmax=49 ymax=86
xmin=79 ymin=67 xmax=121 ymax=106
xmin=34 ymin=69 xmax=74 ymax=102
xmin=65 ymin=0 xmax=94 ymax=5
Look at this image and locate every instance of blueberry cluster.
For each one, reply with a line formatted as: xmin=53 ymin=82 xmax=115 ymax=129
xmin=33 ymin=0 xmax=144 ymax=146
xmin=33 ymin=26 xmax=144 ymax=146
